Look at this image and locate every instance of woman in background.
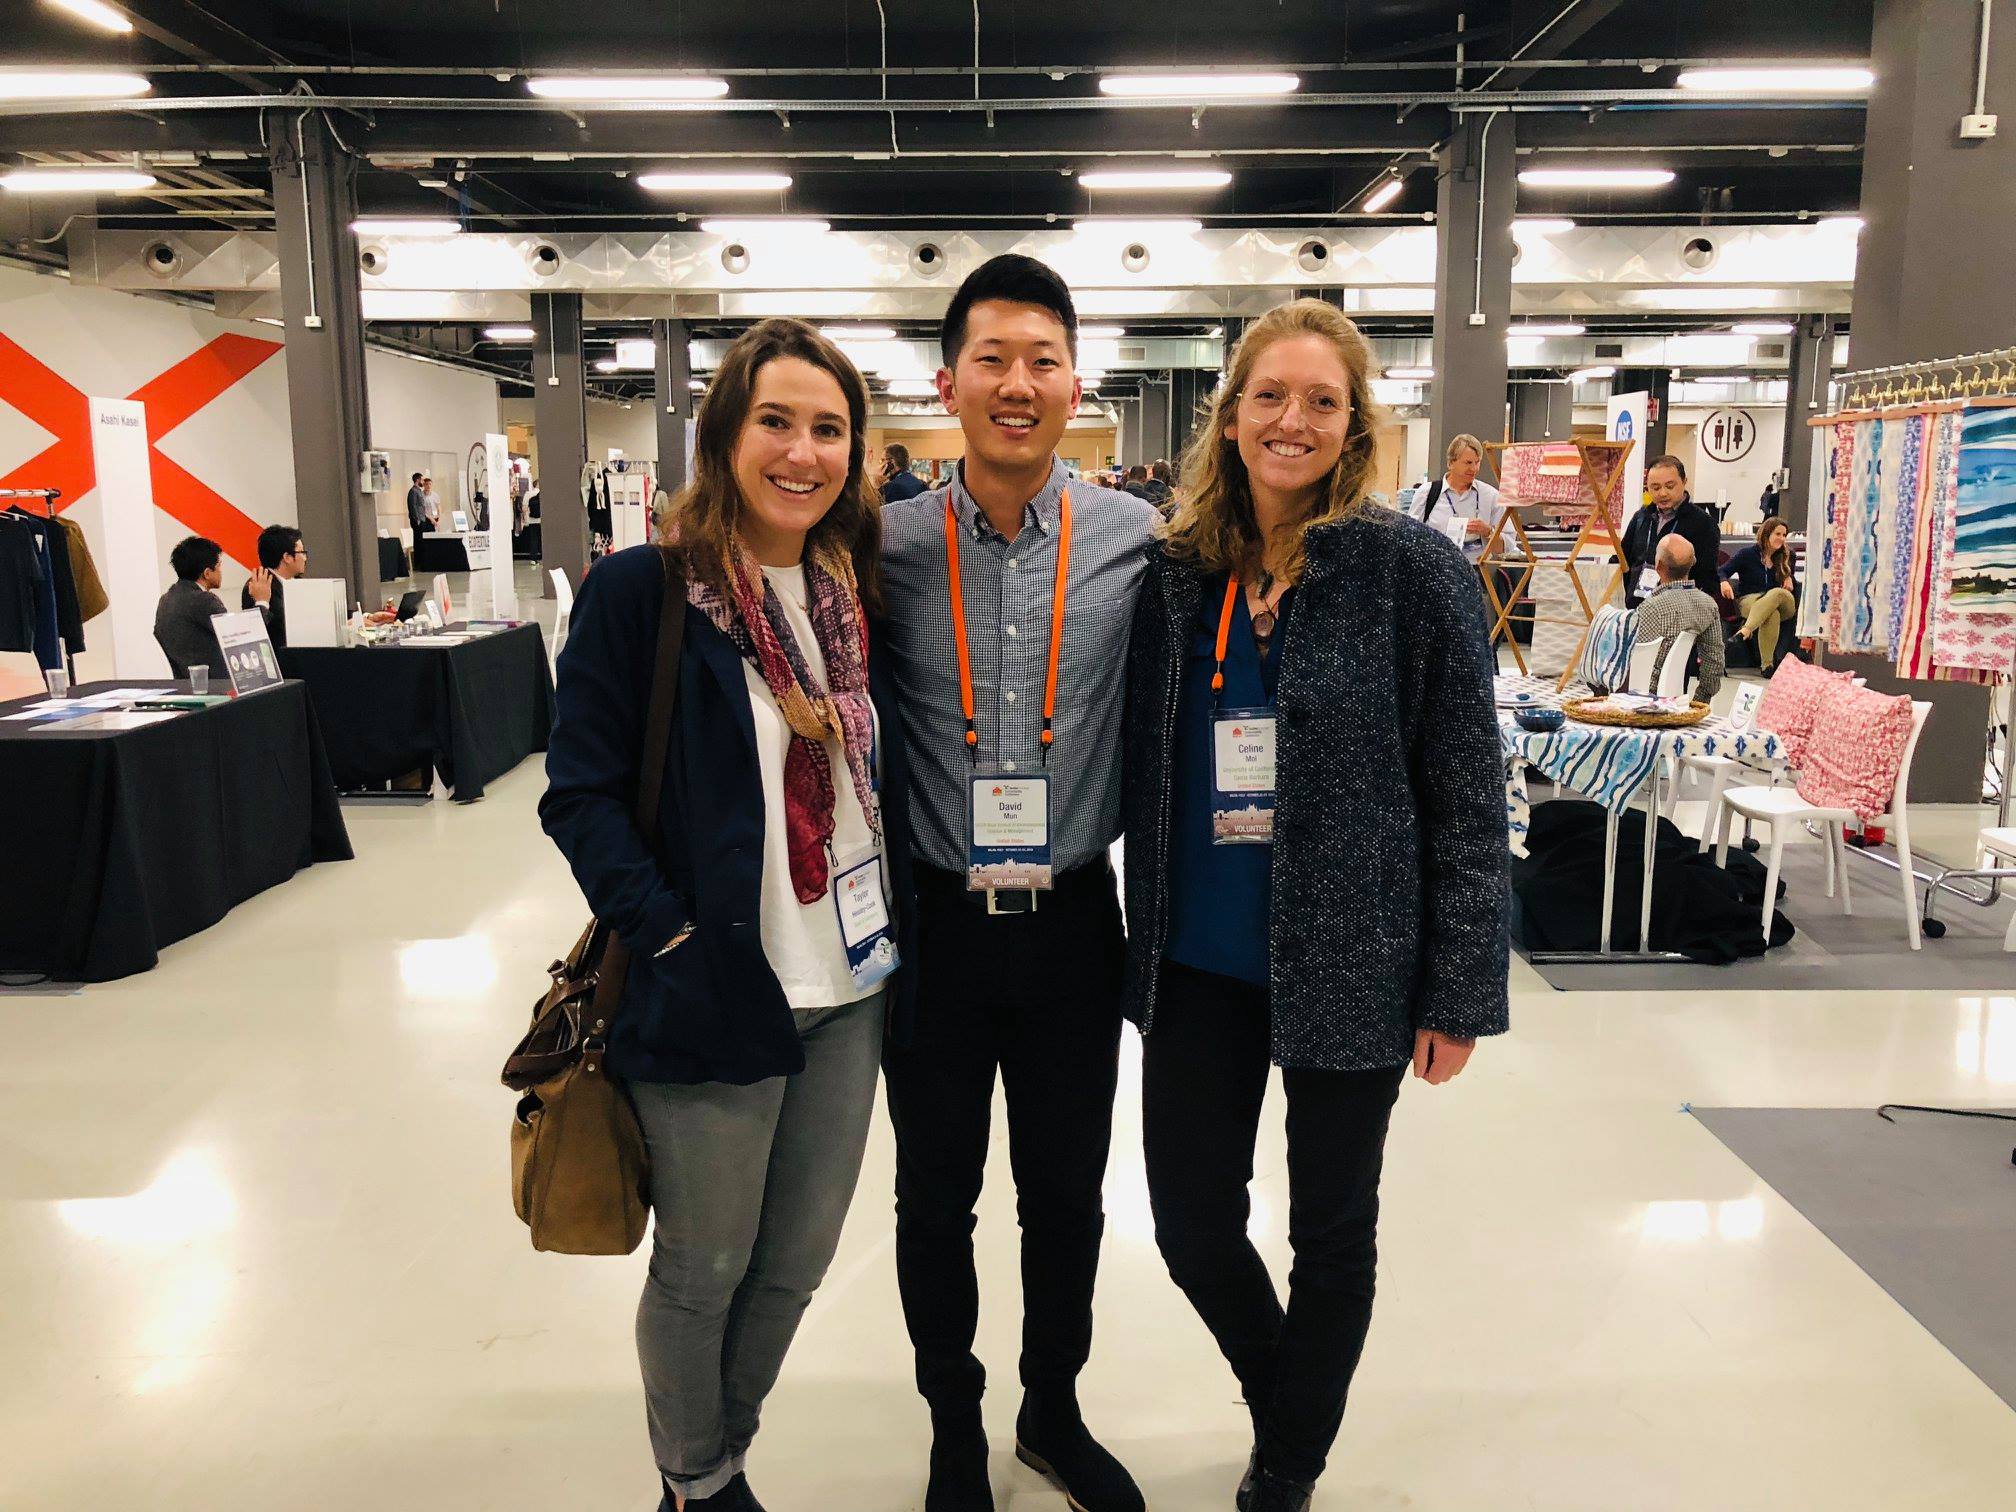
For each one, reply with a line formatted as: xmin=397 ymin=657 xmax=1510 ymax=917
xmin=1720 ymin=514 xmax=1799 ymax=666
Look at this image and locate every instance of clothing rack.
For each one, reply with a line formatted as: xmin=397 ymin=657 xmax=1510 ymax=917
xmin=1801 ymin=353 xmax=2016 ymax=926
xmin=0 ymin=486 xmax=74 ymax=682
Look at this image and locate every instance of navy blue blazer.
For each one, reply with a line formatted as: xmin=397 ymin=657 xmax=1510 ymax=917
xmin=539 ymin=544 xmax=918 ymax=1086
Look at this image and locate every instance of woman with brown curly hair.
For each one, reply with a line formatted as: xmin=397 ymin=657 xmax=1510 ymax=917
xmin=541 ymin=319 xmax=917 ymax=1512
xmin=1120 ymin=299 xmax=1510 ymax=1512
xmin=1719 ymin=514 xmax=1800 ymax=667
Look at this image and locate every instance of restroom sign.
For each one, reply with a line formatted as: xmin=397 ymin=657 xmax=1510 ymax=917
xmin=1701 ymin=408 xmax=1756 ymax=463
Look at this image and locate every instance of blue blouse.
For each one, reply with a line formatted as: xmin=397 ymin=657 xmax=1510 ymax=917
xmin=1163 ymin=574 xmax=1291 ymax=988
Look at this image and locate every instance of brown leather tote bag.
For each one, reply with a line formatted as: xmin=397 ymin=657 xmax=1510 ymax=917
xmin=501 ymin=549 xmax=685 ymax=1255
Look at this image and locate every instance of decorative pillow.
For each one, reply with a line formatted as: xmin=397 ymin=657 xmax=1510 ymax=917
xmin=1575 ymin=604 xmax=1636 ymax=694
xmin=1755 ymin=656 xmax=1852 ymax=767
xmin=1796 ymin=683 xmax=1918 ymax=821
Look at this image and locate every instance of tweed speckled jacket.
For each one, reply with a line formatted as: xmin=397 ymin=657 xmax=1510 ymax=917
xmin=1121 ymin=510 xmax=1510 ymax=1071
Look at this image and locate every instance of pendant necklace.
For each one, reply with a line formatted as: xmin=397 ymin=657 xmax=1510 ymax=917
xmin=1249 ymin=570 xmax=1289 ymax=659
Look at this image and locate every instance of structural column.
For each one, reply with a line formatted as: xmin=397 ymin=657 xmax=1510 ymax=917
xmin=533 ymin=293 xmax=590 ymax=594
xmin=1429 ymin=111 xmax=1516 ymax=456
xmin=1779 ymin=313 xmax=1837 ymax=531
xmin=1610 ymin=368 xmax=1672 ymax=459
xmin=1137 ymin=374 xmax=1172 ymax=465
xmin=1510 ymin=380 xmax=1567 ymax=441
xmin=1169 ymin=368 xmax=1211 ymax=466
xmin=651 ymin=317 xmax=692 ymax=502
xmin=1832 ymin=0 xmax=2012 ymax=802
xmin=269 ymin=110 xmax=378 ymax=601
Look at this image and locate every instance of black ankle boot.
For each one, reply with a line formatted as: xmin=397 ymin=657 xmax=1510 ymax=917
xmin=926 ymin=1406 xmax=994 ymax=1512
xmin=1247 ymin=1468 xmax=1314 ymax=1512
xmin=1235 ymin=1445 xmax=1260 ymax=1511
xmin=1013 ymin=1391 xmax=1145 ymax=1512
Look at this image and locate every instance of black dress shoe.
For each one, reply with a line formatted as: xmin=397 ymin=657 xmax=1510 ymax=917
xmin=1013 ymin=1394 xmax=1146 ymax=1512
xmin=661 ymin=1473 xmax=764 ymax=1511
xmin=1235 ymin=1446 xmax=1260 ymax=1511
xmin=1247 ymin=1469 xmax=1314 ymax=1512
xmin=926 ymin=1408 xmax=995 ymax=1512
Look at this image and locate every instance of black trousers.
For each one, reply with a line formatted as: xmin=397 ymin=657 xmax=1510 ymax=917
xmin=884 ymin=860 xmax=1127 ymax=1410
xmin=1143 ymin=962 xmax=1405 ymax=1485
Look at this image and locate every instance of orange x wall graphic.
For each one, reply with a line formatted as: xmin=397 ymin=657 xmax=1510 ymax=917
xmin=0 ymin=331 xmax=285 ymax=567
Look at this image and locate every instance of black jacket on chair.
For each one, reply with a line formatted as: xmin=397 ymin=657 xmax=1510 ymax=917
xmin=539 ymin=544 xmax=919 ymax=1086
xmin=1121 ymin=512 xmax=1510 ymax=1072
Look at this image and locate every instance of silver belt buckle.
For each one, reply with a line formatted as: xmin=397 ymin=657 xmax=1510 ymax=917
xmin=985 ymin=888 xmax=1037 ymax=916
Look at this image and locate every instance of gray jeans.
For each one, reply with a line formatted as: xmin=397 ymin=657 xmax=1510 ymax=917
xmin=630 ymin=990 xmax=886 ymax=1500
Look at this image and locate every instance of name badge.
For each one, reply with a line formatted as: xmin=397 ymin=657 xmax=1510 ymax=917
xmin=1637 ymin=566 xmax=1660 ymax=595
xmin=1212 ymin=708 xmax=1276 ymax=844
xmin=832 ymin=847 xmax=900 ymax=990
xmin=968 ymin=773 xmax=1053 ymax=889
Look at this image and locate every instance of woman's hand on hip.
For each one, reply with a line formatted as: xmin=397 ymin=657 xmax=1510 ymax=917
xmin=1412 ymin=1028 xmax=1476 ymax=1085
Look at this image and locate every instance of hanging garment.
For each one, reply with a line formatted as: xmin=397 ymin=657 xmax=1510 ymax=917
xmin=1893 ymin=409 xmax=1952 ymax=680
xmin=0 ymin=514 xmax=41 ymax=653
xmin=1932 ymin=404 xmax=2016 ymax=674
xmin=54 ymin=514 xmax=108 ymax=622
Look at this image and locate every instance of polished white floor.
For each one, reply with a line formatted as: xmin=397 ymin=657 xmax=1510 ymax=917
xmin=5 ymin=757 xmax=2016 ymax=1508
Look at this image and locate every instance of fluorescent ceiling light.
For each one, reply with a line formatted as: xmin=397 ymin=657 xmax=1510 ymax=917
xmin=527 ymin=76 xmax=730 ymax=101
xmin=1384 ymin=365 xmax=1434 ymax=380
xmin=1206 ymin=325 xmax=1224 ymax=338
xmin=1568 ymin=365 xmax=1617 ymax=383
xmin=639 ymin=171 xmax=791 ymax=192
xmin=1519 ymin=168 xmax=1675 ymax=189
xmin=351 ymin=217 xmax=461 ymax=235
xmin=483 ymin=325 xmax=535 ymax=341
xmin=614 ymin=338 xmax=656 ymax=369
xmin=1077 ymin=168 xmax=1233 ymax=191
xmin=1 ymin=167 xmax=156 ymax=193
xmin=1513 ymin=323 xmax=1586 ymax=337
xmin=1360 ymin=176 xmax=1405 ymax=213
xmin=700 ymin=217 xmax=829 ymax=235
xmin=1513 ymin=217 xmax=1577 ymax=236
xmin=1079 ymin=325 xmax=1127 ymax=339
xmin=1072 ymin=217 xmax=1204 ymax=233
xmin=593 ymin=358 xmax=618 ymax=372
xmin=886 ymin=379 xmax=938 ymax=398
xmin=0 ymin=70 xmax=149 ymax=99
xmin=689 ymin=378 xmax=707 ymax=390
xmin=819 ymin=325 xmax=896 ymax=340
xmin=1077 ymin=370 xmax=1109 ymax=383
xmin=1634 ymin=287 xmax=1779 ymax=310
xmin=44 ymin=0 xmax=134 ymax=33
xmin=1677 ymin=66 xmax=1874 ymax=94
xmin=1098 ymin=73 xmax=1299 ymax=98
xmin=1820 ymin=215 xmax=1864 ymax=231
xmin=1687 ymin=376 xmax=1744 ymax=385
xmin=1732 ymin=321 xmax=1794 ymax=335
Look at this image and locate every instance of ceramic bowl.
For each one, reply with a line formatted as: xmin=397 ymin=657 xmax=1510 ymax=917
xmin=1514 ymin=706 xmax=1566 ymax=733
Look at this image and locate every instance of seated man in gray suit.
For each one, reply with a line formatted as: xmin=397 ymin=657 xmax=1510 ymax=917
xmin=154 ymin=534 xmax=269 ymax=679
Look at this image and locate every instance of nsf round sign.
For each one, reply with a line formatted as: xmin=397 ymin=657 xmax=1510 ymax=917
xmin=1701 ymin=408 xmax=1757 ymax=463
xmin=1613 ymin=411 xmax=1635 ymax=441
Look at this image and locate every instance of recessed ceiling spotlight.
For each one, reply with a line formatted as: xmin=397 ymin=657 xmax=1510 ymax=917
xmin=527 ymin=76 xmax=731 ymax=102
xmin=1097 ymin=73 xmax=1299 ymax=98
xmin=1077 ymin=168 xmax=1232 ymax=191
xmin=640 ymin=172 xmax=793 ymax=192
xmin=1518 ymin=168 xmax=1675 ymax=189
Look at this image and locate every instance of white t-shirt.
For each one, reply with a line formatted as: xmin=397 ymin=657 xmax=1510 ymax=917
xmin=744 ymin=563 xmax=884 ymax=1010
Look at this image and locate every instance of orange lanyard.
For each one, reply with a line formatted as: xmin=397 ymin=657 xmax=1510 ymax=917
xmin=943 ymin=487 xmax=1072 ymax=765
xmin=1211 ymin=574 xmax=1241 ymax=700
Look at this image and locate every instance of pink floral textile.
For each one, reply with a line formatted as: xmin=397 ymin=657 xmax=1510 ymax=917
xmin=1754 ymin=656 xmax=1854 ymax=768
xmin=1795 ymin=682 xmax=1918 ymax=822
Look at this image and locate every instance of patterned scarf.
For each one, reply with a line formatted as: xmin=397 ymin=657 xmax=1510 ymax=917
xmin=691 ymin=545 xmax=879 ymax=903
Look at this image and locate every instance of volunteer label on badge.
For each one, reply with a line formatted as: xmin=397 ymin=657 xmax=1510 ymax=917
xmin=1211 ymin=709 xmax=1276 ymax=844
xmin=832 ymin=848 xmax=900 ymax=989
xmin=968 ymin=774 xmax=1054 ymax=889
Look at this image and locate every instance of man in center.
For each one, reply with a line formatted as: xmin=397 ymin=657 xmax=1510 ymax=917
xmin=880 ymin=254 xmax=1159 ymax=1512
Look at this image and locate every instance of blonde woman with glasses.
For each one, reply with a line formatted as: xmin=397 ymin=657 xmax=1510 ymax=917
xmin=1120 ymin=299 xmax=1510 ymax=1512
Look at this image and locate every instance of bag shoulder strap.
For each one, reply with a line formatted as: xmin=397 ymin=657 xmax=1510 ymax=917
xmin=592 ymin=547 xmax=687 ymax=1026
xmin=1417 ymin=478 xmax=1443 ymax=522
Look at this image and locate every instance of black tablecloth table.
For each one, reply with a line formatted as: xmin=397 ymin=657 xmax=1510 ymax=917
xmin=279 ymin=622 xmax=553 ymax=802
xmin=378 ymin=536 xmax=409 ymax=581
xmin=0 ymin=680 xmax=353 ymax=982
xmin=411 ymin=534 xmax=472 ymax=574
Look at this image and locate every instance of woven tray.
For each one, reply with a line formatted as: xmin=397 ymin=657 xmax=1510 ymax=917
xmin=1562 ymin=696 xmax=1710 ymax=729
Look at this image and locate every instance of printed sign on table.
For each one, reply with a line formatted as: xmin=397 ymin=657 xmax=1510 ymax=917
xmin=212 ymin=609 xmax=283 ymax=697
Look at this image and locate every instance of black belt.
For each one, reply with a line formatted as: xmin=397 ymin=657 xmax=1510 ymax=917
xmin=912 ymin=857 xmax=1113 ymax=916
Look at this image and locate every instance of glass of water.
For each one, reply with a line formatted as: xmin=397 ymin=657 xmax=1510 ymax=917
xmin=44 ymin=667 xmax=69 ymax=700
xmin=190 ymin=667 xmax=210 ymax=696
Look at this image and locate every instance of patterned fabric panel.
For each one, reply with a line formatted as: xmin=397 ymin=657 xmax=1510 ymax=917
xmin=1575 ymin=603 xmax=1636 ymax=694
xmin=1795 ymin=682 xmax=1917 ymax=822
xmin=1931 ymin=407 xmax=2016 ymax=674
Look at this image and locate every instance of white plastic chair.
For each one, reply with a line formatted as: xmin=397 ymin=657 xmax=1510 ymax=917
xmin=1626 ymin=629 xmax=1697 ymax=697
xmin=1713 ymin=699 xmax=1934 ymax=949
xmin=1977 ymin=829 xmax=2016 ymax=952
xmin=548 ymin=567 xmax=574 ymax=670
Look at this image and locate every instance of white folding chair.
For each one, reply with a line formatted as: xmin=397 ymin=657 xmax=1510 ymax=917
xmin=1713 ymin=700 xmax=1934 ymax=948
xmin=1626 ymin=629 xmax=1698 ymax=697
xmin=547 ymin=567 xmax=574 ymax=670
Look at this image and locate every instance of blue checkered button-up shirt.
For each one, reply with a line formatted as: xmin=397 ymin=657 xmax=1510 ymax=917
xmin=880 ymin=458 xmax=1160 ymax=875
